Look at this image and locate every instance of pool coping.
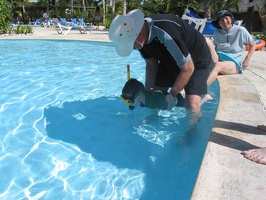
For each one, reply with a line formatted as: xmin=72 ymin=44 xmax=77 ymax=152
xmin=2 ymin=27 xmax=266 ymax=199
xmin=191 ymin=52 xmax=266 ymax=199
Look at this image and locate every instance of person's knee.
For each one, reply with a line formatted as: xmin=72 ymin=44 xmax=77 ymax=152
xmin=212 ymin=62 xmax=221 ymax=72
xmin=205 ymin=37 xmax=219 ymax=63
xmin=217 ymin=61 xmax=238 ymax=75
xmin=189 ymin=101 xmax=201 ymax=112
xmin=185 ymin=97 xmax=201 ymax=112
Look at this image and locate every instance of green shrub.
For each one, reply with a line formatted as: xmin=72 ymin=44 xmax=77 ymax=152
xmin=13 ymin=25 xmax=32 ymax=35
xmin=252 ymin=31 xmax=266 ymax=41
xmin=25 ymin=25 xmax=33 ymax=34
xmin=7 ymin=25 xmax=13 ymax=34
xmin=105 ymin=18 xmax=111 ymax=30
xmin=0 ymin=0 xmax=13 ymax=34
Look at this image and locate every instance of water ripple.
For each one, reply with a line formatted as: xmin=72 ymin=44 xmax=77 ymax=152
xmin=0 ymin=40 xmax=147 ymax=199
xmin=0 ymin=40 xmax=218 ymax=199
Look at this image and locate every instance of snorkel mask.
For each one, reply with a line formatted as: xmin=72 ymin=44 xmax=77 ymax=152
xmin=121 ymin=68 xmax=142 ymax=110
xmin=120 ymin=94 xmax=135 ymax=110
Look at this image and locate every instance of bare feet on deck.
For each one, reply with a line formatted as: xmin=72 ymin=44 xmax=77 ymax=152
xmin=242 ymin=148 xmax=266 ymax=165
xmin=242 ymin=125 xmax=266 ymax=165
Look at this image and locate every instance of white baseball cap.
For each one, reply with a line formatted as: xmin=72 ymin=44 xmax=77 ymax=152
xmin=108 ymin=9 xmax=144 ymax=57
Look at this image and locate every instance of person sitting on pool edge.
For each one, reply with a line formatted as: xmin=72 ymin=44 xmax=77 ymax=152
xmin=201 ymin=10 xmax=256 ymax=104
xmin=206 ymin=10 xmax=256 ymax=86
xmin=121 ymin=78 xmax=185 ymax=110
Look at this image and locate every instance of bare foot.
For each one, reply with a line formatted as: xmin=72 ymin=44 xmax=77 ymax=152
xmin=257 ymin=125 xmax=266 ymax=132
xmin=242 ymin=147 xmax=266 ymax=165
xmin=201 ymin=94 xmax=213 ymax=105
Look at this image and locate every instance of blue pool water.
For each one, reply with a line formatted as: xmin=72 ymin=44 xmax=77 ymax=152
xmin=0 ymin=40 xmax=219 ymax=199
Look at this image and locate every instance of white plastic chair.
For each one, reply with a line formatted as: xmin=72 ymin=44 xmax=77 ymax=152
xmin=182 ymin=14 xmax=207 ymax=33
xmin=234 ymin=20 xmax=243 ymax=26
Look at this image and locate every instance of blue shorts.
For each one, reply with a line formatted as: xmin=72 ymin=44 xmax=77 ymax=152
xmin=217 ymin=51 xmax=242 ymax=74
xmin=95 ymin=16 xmax=101 ymax=21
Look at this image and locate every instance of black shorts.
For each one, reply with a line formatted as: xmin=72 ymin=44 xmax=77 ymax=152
xmin=155 ymin=63 xmax=210 ymax=96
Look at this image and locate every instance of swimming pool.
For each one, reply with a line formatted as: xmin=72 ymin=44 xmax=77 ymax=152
xmin=0 ymin=40 xmax=219 ymax=199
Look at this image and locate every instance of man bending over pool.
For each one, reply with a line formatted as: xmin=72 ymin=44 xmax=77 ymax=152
xmin=109 ymin=9 xmax=213 ymax=121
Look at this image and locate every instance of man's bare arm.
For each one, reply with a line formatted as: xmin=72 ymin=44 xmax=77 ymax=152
xmin=170 ymin=58 xmax=194 ymax=96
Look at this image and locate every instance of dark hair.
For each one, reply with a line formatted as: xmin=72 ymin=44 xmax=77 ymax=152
xmin=122 ymin=78 xmax=145 ymax=100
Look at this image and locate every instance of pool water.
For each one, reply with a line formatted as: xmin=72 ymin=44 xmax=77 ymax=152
xmin=0 ymin=40 xmax=219 ymax=199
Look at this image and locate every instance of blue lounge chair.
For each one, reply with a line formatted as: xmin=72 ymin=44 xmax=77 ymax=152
xmin=13 ymin=19 xmax=19 ymax=24
xmin=49 ymin=18 xmax=59 ymax=27
xmin=202 ymin=21 xmax=217 ymax=36
xmin=55 ymin=23 xmax=93 ymax=35
xmin=55 ymin=24 xmax=72 ymax=35
xmin=70 ymin=18 xmax=78 ymax=26
xmin=71 ymin=25 xmax=93 ymax=34
xmin=33 ymin=19 xmax=41 ymax=25
xmin=60 ymin=18 xmax=70 ymax=26
xmin=78 ymin=18 xmax=85 ymax=26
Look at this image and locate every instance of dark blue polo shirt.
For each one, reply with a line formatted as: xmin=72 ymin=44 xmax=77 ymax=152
xmin=140 ymin=14 xmax=211 ymax=71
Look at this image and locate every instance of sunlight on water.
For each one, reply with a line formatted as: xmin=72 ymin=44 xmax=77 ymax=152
xmin=0 ymin=40 xmax=218 ymax=199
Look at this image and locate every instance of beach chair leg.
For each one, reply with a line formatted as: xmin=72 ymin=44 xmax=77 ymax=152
xmin=56 ymin=28 xmax=63 ymax=34
xmin=79 ymin=27 xmax=87 ymax=34
xmin=64 ymin=27 xmax=71 ymax=35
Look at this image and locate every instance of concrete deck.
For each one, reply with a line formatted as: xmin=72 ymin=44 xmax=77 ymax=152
xmin=1 ymin=26 xmax=266 ymax=199
xmin=1 ymin=26 xmax=110 ymax=42
xmin=192 ymin=51 xmax=266 ymax=199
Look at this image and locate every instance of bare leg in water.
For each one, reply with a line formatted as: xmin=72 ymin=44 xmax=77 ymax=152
xmin=242 ymin=125 xmax=266 ymax=165
xmin=201 ymin=37 xmax=238 ymax=105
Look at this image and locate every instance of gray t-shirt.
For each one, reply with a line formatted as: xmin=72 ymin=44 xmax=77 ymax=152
xmin=213 ymin=25 xmax=253 ymax=62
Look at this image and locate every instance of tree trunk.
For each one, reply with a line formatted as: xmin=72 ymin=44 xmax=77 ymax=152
xmin=82 ymin=0 xmax=86 ymax=12
xmin=54 ymin=0 xmax=57 ymax=13
xmin=166 ymin=0 xmax=171 ymax=13
xmin=203 ymin=0 xmax=212 ymax=18
xmin=122 ymin=0 xmax=126 ymax=15
xmin=102 ymin=0 xmax=106 ymax=25
xmin=111 ymin=0 xmax=116 ymax=20
xmin=46 ymin=0 xmax=49 ymax=14
xmin=70 ymin=0 xmax=73 ymax=16
xmin=22 ymin=0 xmax=25 ymax=14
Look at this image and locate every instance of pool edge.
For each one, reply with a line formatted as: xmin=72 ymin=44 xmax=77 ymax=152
xmin=191 ymin=51 xmax=266 ymax=199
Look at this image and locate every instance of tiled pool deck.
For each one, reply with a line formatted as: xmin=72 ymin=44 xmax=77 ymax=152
xmin=2 ymin=26 xmax=266 ymax=199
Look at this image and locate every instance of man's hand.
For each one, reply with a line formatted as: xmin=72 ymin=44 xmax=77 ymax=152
xmin=166 ymin=94 xmax=175 ymax=110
